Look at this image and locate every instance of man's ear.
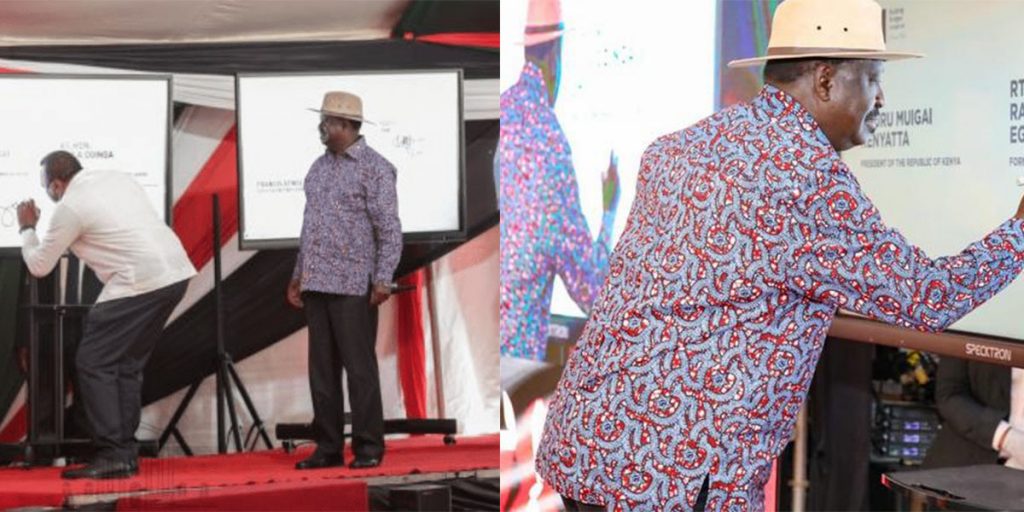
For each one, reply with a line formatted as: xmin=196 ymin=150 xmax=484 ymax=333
xmin=812 ymin=62 xmax=835 ymax=102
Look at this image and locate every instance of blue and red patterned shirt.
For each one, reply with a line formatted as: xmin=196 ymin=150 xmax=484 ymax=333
xmin=536 ymin=85 xmax=1024 ymax=510
xmin=293 ymin=137 xmax=402 ymax=296
xmin=499 ymin=62 xmax=616 ymax=361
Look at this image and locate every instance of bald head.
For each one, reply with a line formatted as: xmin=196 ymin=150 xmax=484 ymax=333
xmin=39 ymin=150 xmax=83 ymax=202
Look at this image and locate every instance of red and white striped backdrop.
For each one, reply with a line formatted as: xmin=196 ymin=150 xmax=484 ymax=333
xmin=0 ymin=60 xmax=499 ymax=452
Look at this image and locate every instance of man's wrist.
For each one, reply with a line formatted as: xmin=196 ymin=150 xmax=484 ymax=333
xmin=998 ymin=425 xmax=1012 ymax=453
xmin=18 ymin=224 xmax=35 ymax=234
xmin=995 ymin=421 xmax=1012 ymax=452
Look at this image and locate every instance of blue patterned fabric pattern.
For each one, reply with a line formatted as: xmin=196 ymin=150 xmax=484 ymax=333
xmin=293 ymin=137 xmax=402 ymax=295
xmin=535 ymin=84 xmax=1024 ymax=511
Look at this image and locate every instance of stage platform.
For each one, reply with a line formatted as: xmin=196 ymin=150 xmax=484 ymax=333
xmin=0 ymin=434 xmax=498 ymax=510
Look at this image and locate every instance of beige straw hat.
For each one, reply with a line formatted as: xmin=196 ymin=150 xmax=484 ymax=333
xmin=728 ymin=0 xmax=922 ymax=68
xmin=521 ymin=0 xmax=564 ymax=46
xmin=308 ymin=91 xmax=373 ymax=124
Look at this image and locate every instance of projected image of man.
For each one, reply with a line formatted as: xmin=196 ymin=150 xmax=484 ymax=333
xmin=499 ymin=0 xmax=620 ymax=362
xmin=17 ymin=151 xmax=195 ymax=480
xmin=288 ymin=91 xmax=401 ymax=471
xmin=535 ymin=0 xmax=1024 ymax=509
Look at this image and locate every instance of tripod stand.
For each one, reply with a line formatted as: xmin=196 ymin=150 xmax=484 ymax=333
xmin=159 ymin=194 xmax=272 ymax=455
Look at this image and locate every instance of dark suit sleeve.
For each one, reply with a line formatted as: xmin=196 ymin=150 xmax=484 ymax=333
xmin=934 ymin=357 xmax=1006 ymax=451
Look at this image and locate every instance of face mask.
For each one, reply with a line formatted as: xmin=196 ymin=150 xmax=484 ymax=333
xmin=40 ymin=167 xmax=61 ymax=202
xmin=46 ymin=181 xmax=61 ymax=202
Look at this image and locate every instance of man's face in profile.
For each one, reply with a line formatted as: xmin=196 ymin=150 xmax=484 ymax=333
xmin=319 ymin=115 xmax=349 ymax=150
xmin=826 ymin=60 xmax=886 ymax=151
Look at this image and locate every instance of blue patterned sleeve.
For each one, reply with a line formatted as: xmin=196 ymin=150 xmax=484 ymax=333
xmin=550 ymin=135 xmax=611 ymax=314
xmin=788 ymin=161 xmax=1024 ymax=332
xmin=293 ymin=165 xmax=311 ymax=283
xmin=292 ymin=245 xmax=303 ymax=281
xmin=367 ymin=161 xmax=402 ymax=284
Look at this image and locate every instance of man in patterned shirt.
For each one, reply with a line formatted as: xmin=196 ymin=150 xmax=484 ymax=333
xmin=536 ymin=0 xmax=1024 ymax=510
xmin=499 ymin=0 xmax=620 ymax=363
xmin=288 ymin=91 xmax=401 ymax=471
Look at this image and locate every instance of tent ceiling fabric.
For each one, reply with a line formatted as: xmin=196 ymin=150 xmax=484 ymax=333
xmin=0 ymin=39 xmax=497 ymax=77
xmin=0 ymin=1 xmax=498 ymax=114
xmin=0 ymin=0 xmax=410 ymax=46
xmin=393 ymin=0 xmax=499 ymax=39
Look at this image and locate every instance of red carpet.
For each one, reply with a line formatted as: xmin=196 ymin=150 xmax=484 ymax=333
xmin=116 ymin=479 xmax=368 ymax=511
xmin=0 ymin=434 xmax=498 ymax=509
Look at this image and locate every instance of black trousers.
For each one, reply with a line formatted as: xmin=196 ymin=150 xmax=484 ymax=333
xmin=76 ymin=280 xmax=188 ymax=463
xmin=303 ymin=291 xmax=384 ymax=459
xmin=561 ymin=477 xmax=709 ymax=511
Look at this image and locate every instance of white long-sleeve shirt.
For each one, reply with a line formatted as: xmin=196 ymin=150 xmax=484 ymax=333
xmin=994 ymin=369 xmax=1024 ymax=457
xmin=21 ymin=170 xmax=196 ymax=303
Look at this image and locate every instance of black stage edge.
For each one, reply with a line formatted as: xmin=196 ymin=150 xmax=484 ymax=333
xmin=884 ymin=464 xmax=1024 ymax=510
xmin=369 ymin=477 xmax=499 ymax=512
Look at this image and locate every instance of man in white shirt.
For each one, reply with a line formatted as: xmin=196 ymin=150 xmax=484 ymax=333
xmin=924 ymin=357 xmax=1024 ymax=470
xmin=995 ymin=370 xmax=1024 ymax=468
xmin=16 ymin=150 xmax=196 ymax=479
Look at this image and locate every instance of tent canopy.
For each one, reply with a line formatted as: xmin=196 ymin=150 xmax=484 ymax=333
xmin=0 ymin=0 xmax=498 ymax=47
xmin=0 ymin=0 xmax=499 ymax=114
xmin=0 ymin=0 xmax=408 ymax=46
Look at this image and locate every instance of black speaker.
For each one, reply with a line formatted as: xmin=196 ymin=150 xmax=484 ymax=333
xmin=873 ymin=400 xmax=940 ymax=464
xmin=390 ymin=484 xmax=452 ymax=511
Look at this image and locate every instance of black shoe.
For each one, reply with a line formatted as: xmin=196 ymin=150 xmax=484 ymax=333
xmin=62 ymin=460 xmax=138 ymax=480
xmin=295 ymin=452 xmax=344 ymax=470
xmin=348 ymin=456 xmax=381 ymax=469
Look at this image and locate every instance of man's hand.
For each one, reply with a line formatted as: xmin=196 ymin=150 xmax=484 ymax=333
xmin=16 ymin=199 xmax=39 ymax=231
xmin=287 ymin=279 xmax=303 ymax=308
xmin=1016 ymin=193 xmax=1024 ymax=220
xmin=17 ymin=346 xmax=28 ymax=375
xmin=602 ymin=150 xmax=620 ymax=214
xmin=370 ymin=282 xmax=392 ymax=307
xmin=1004 ymin=428 xmax=1024 ymax=470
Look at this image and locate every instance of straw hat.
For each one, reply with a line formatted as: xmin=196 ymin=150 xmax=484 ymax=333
xmin=728 ymin=0 xmax=922 ymax=68
xmin=522 ymin=0 xmax=564 ymax=46
xmin=308 ymin=91 xmax=372 ymax=124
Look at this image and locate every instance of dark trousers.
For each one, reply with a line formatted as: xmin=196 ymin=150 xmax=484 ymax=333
xmin=303 ymin=291 xmax=384 ymax=459
xmin=562 ymin=477 xmax=709 ymax=511
xmin=560 ymin=497 xmax=605 ymax=511
xmin=76 ymin=280 xmax=188 ymax=463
